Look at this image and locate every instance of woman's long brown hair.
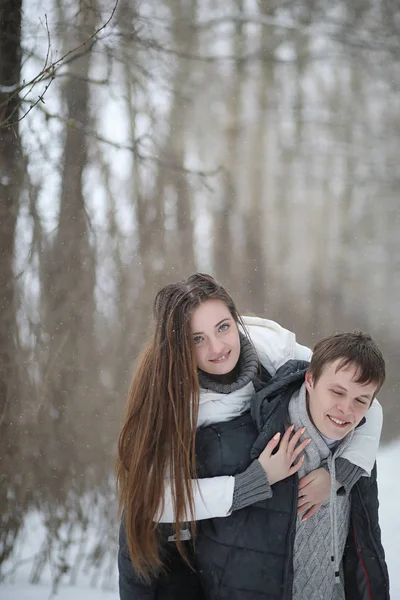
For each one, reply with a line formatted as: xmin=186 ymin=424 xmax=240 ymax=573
xmin=115 ymin=273 xmax=243 ymax=579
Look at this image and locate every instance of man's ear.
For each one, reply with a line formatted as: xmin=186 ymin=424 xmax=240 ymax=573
xmin=305 ymin=370 xmax=314 ymax=392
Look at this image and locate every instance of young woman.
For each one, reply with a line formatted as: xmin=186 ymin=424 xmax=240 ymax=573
xmin=116 ymin=274 xmax=382 ymax=599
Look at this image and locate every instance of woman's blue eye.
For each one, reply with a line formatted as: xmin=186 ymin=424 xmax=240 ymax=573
xmin=193 ymin=336 xmax=203 ymax=345
xmin=219 ymin=323 xmax=229 ymax=332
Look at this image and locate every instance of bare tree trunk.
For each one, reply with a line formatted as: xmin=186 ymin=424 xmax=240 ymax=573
xmin=152 ymin=0 xmax=197 ymax=276
xmin=122 ymin=0 xmax=199 ymax=326
xmin=243 ymin=3 xmax=279 ymax=315
xmin=332 ymin=66 xmax=360 ymax=325
xmin=168 ymin=0 xmax=197 ymax=274
xmin=39 ymin=1 xmax=97 ymax=494
xmin=213 ymin=0 xmax=244 ymax=287
xmin=0 ymin=0 xmax=24 ymax=565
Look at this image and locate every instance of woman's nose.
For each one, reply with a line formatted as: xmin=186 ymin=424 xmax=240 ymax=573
xmin=209 ymin=337 xmax=224 ymax=355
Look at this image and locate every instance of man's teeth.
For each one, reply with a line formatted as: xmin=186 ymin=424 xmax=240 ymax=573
xmin=329 ymin=415 xmax=347 ymax=426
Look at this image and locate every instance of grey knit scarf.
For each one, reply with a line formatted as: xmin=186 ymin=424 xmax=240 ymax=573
xmin=197 ymin=332 xmax=259 ymax=394
xmin=288 ymin=383 xmax=353 ymax=600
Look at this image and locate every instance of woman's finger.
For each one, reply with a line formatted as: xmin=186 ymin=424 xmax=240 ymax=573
xmin=288 ymin=454 xmax=304 ymax=476
xmin=291 ymin=437 xmax=311 ymax=462
xmin=298 ymin=495 xmax=310 ymax=509
xmin=286 ymin=426 xmax=305 ymax=455
xmin=298 ymin=500 xmax=312 ymax=514
xmin=261 ymin=432 xmax=281 ymax=458
xmin=298 ymin=471 xmax=315 ymax=491
xmin=280 ymin=424 xmax=294 ymax=451
xmin=301 ymin=503 xmax=322 ymax=522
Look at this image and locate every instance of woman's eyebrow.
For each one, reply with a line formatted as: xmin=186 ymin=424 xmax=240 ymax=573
xmin=192 ymin=318 xmax=231 ymax=336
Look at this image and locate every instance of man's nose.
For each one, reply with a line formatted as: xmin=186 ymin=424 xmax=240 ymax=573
xmin=336 ymin=397 xmax=352 ymax=414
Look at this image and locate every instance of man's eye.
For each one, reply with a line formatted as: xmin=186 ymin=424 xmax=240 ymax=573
xmin=193 ymin=336 xmax=203 ymax=345
xmin=333 ymin=390 xmax=343 ymax=396
xmin=356 ymin=398 xmax=367 ymax=405
xmin=219 ymin=323 xmax=229 ymax=332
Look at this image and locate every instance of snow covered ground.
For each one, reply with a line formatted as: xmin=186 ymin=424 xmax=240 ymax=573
xmin=1 ymin=441 xmax=399 ymax=599
xmin=0 ymin=584 xmax=118 ymax=600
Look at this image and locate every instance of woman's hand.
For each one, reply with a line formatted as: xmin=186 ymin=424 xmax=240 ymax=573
xmin=298 ymin=467 xmax=331 ymax=521
xmin=257 ymin=425 xmax=310 ymax=486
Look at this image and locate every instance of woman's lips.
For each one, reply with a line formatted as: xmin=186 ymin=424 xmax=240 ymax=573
xmin=210 ymin=350 xmax=231 ymax=363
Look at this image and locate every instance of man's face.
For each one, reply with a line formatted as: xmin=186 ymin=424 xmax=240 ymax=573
xmin=305 ymin=360 xmax=376 ymax=440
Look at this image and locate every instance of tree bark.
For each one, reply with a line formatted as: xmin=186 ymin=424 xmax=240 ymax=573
xmin=0 ymin=0 xmax=24 ymax=565
xmin=213 ymin=0 xmax=244 ymax=288
xmin=40 ymin=1 xmax=96 ymax=489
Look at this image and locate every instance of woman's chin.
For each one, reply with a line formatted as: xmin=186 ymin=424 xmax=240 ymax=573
xmin=206 ymin=359 xmax=236 ymax=376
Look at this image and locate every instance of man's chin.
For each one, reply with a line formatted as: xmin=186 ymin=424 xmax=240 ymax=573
xmin=323 ymin=422 xmax=352 ymax=440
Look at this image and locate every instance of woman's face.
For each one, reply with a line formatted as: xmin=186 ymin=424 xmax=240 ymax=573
xmin=190 ymin=299 xmax=241 ymax=375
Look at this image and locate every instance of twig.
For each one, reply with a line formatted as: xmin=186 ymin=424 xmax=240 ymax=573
xmin=0 ymin=555 xmax=37 ymax=583
xmin=22 ymin=100 xmax=222 ymax=179
xmin=0 ymin=0 xmax=120 ymax=128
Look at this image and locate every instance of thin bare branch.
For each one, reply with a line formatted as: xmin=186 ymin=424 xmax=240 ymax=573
xmin=24 ymin=100 xmax=222 ymax=179
xmin=195 ymin=12 xmax=400 ymax=55
xmin=0 ymin=0 xmax=119 ymax=128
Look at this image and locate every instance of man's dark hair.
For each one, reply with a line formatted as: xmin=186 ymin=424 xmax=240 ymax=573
xmin=309 ymin=330 xmax=386 ymax=396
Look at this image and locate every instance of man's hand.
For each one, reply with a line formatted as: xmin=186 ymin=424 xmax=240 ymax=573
xmin=258 ymin=425 xmax=311 ymax=486
xmin=298 ymin=467 xmax=331 ymax=521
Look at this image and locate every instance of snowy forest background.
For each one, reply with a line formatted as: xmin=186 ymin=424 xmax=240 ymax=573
xmin=1 ymin=0 xmax=399 ymax=597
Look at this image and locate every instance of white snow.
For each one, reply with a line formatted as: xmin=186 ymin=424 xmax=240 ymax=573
xmin=0 ymin=583 xmax=118 ymax=600
xmin=1 ymin=441 xmax=399 ymax=599
xmin=376 ymin=440 xmax=400 ymax=597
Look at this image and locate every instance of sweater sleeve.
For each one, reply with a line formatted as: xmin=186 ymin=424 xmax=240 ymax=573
xmin=338 ymin=399 xmax=382 ymax=475
xmin=231 ymin=460 xmax=272 ymax=510
xmin=335 ymin=457 xmax=366 ymax=494
xmin=242 ymin=317 xmax=298 ymax=373
xmin=156 ymin=464 xmax=273 ymax=522
xmin=242 ymin=316 xmax=312 ymax=374
xmin=156 ymin=475 xmax=235 ymax=522
xmin=294 ymin=342 xmax=312 ymax=361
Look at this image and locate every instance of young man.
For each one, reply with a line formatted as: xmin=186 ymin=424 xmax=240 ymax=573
xmin=195 ymin=331 xmax=390 ymax=600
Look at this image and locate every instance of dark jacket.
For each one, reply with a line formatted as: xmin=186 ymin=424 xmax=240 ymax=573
xmin=117 ymin=364 xmax=272 ymax=599
xmin=118 ymin=519 xmax=204 ymax=600
xmin=194 ymin=360 xmax=390 ymax=600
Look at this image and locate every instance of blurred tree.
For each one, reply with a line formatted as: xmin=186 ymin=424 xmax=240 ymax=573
xmin=213 ymin=0 xmax=244 ymax=291
xmin=38 ymin=0 xmax=97 ymax=498
xmin=0 ymin=0 xmax=25 ymax=566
